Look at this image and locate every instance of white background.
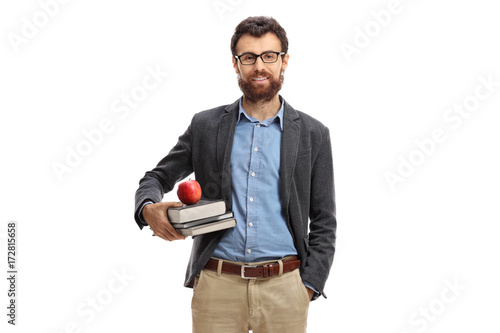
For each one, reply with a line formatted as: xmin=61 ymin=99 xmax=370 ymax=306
xmin=1 ymin=0 xmax=499 ymax=332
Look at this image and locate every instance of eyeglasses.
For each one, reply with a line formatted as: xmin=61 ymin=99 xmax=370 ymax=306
xmin=234 ymin=51 xmax=286 ymax=65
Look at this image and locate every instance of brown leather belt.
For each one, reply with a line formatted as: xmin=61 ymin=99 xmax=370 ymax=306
xmin=204 ymin=256 xmax=301 ymax=279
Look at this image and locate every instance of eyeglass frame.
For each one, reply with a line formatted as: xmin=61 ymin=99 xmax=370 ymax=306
xmin=234 ymin=51 xmax=286 ymax=65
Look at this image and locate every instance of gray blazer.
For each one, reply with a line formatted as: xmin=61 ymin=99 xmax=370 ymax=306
xmin=134 ymin=98 xmax=336 ymax=298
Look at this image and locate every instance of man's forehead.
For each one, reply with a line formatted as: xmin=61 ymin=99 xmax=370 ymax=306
xmin=235 ymin=32 xmax=282 ymax=54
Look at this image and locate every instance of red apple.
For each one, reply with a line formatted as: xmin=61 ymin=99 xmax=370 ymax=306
xmin=177 ymin=180 xmax=202 ymax=205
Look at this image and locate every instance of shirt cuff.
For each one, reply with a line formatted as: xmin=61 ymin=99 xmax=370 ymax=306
xmin=138 ymin=201 xmax=154 ymax=226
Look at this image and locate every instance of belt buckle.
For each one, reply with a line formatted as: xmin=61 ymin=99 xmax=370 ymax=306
xmin=240 ymin=264 xmax=258 ymax=279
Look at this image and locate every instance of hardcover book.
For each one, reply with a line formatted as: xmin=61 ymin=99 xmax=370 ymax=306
xmin=175 ymin=218 xmax=237 ymax=237
xmin=170 ymin=211 xmax=234 ymax=229
xmin=167 ymin=199 xmax=226 ymax=223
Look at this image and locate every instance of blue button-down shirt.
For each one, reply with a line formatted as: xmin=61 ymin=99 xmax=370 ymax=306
xmin=138 ymin=97 xmax=317 ymax=294
xmin=212 ymin=97 xmax=297 ymax=262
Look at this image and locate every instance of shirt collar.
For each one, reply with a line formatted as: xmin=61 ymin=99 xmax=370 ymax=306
xmin=237 ymin=96 xmax=284 ymax=131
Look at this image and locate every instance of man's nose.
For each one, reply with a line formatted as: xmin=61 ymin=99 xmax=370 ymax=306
xmin=254 ymin=56 xmax=266 ymax=71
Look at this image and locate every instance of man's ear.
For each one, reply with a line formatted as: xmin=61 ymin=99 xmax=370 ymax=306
xmin=281 ymin=53 xmax=290 ymax=72
xmin=232 ymin=56 xmax=240 ymax=74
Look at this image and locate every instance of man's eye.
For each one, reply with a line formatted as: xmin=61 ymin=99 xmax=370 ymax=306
xmin=243 ymin=55 xmax=256 ymax=61
xmin=263 ymin=53 xmax=275 ymax=60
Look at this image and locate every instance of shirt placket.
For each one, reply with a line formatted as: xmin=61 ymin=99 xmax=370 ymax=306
xmin=245 ymin=122 xmax=262 ymax=262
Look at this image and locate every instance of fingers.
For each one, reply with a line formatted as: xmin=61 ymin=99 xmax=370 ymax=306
xmin=162 ymin=202 xmax=186 ymax=241
xmin=151 ymin=220 xmax=186 ymax=241
xmin=149 ymin=202 xmax=187 ymax=242
xmin=153 ymin=228 xmax=186 ymax=242
xmin=159 ymin=221 xmax=187 ymax=241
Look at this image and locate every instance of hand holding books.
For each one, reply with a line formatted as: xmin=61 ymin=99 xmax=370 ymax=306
xmin=147 ymin=180 xmax=236 ymax=240
xmin=169 ymin=180 xmax=236 ymax=236
xmin=167 ymin=199 xmax=236 ymax=236
xmin=143 ymin=201 xmax=187 ymax=241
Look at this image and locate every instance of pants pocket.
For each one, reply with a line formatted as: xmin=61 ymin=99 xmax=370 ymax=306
xmin=294 ymin=270 xmax=311 ymax=304
xmin=193 ymin=274 xmax=200 ymax=292
xmin=191 ymin=271 xmax=204 ymax=310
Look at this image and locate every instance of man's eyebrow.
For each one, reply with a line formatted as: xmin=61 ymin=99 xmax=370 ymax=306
xmin=239 ymin=50 xmax=280 ymax=55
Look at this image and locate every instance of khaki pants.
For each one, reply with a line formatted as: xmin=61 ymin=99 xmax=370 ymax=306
xmin=191 ymin=258 xmax=310 ymax=333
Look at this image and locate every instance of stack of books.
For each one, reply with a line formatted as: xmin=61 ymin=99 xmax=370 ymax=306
xmin=167 ymin=199 xmax=236 ymax=236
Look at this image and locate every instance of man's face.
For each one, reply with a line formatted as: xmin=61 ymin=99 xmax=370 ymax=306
xmin=233 ymin=32 xmax=289 ymax=103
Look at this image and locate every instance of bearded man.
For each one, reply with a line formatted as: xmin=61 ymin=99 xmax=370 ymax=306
xmin=134 ymin=16 xmax=337 ymax=333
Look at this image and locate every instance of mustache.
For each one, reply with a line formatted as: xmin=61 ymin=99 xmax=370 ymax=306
xmin=248 ymin=71 xmax=271 ymax=79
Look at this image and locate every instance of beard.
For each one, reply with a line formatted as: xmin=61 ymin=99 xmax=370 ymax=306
xmin=237 ymin=71 xmax=284 ymax=103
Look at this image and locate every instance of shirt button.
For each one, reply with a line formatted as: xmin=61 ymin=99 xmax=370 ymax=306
xmin=251 ymin=172 xmax=255 ymax=177
xmin=249 ymin=197 xmax=254 ymax=202
xmin=257 ymin=124 xmax=261 ymax=128
xmin=247 ymin=249 xmax=252 ymax=254
xmin=254 ymin=147 xmax=258 ymax=152
xmin=249 ymin=222 xmax=253 ymax=227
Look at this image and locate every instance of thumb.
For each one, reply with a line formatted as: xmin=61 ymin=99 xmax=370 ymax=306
xmin=164 ymin=201 xmax=183 ymax=209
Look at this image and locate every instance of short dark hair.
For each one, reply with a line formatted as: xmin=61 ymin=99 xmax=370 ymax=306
xmin=230 ymin=16 xmax=288 ymax=56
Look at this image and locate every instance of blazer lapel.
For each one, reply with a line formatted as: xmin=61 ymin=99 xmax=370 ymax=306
xmin=280 ymin=100 xmax=300 ymax=216
xmin=216 ymin=99 xmax=239 ymax=208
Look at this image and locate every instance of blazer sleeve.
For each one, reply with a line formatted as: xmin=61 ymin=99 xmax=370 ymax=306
xmin=133 ymin=116 xmax=196 ymax=229
xmin=301 ymin=127 xmax=337 ymax=297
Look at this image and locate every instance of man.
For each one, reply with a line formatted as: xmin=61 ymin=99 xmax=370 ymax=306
xmin=134 ymin=16 xmax=336 ymax=332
